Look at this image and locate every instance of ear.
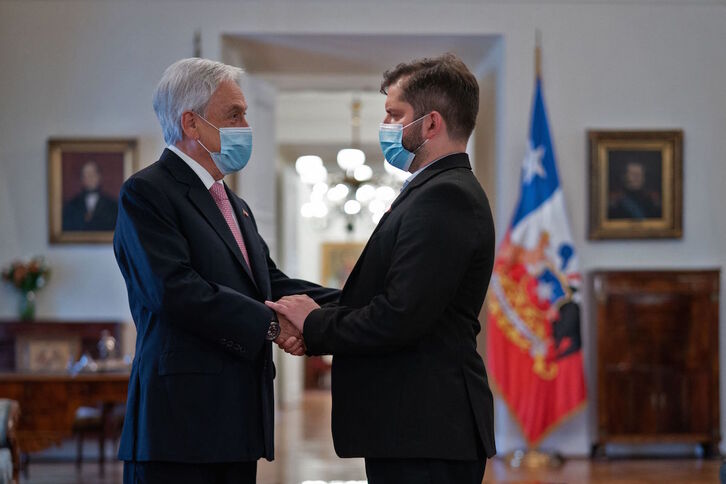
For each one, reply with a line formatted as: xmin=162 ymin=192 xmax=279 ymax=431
xmin=180 ymin=111 xmax=200 ymax=140
xmin=423 ymin=111 xmax=445 ymax=140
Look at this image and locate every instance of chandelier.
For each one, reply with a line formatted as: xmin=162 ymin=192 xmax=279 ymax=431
xmin=295 ymin=98 xmax=408 ymax=231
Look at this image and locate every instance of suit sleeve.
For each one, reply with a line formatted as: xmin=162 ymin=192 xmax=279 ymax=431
xmin=303 ymin=181 xmax=483 ymax=356
xmin=113 ymin=176 xmax=271 ymax=361
xmin=269 ymin=258 xmax=341 ymax=304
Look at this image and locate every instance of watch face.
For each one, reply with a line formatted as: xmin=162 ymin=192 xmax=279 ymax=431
xmin=268 ymin=321 xmax=281 ymax=340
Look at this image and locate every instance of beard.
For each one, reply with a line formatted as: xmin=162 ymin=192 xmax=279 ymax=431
xmin=401 ymin=125 xmax=427 ymax=171
xmin=402 ymin=124 xmax=426 ymax=152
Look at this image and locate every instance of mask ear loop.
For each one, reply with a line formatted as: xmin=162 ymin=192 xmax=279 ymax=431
xmin=403 ymin=112 xmax=432 ymax=130
xmin=195 ymin=113 xmax=221 ymax=132
xmin=405 ymin=112 xmax=433 ymax=153
xmin=194 ymin=113 xmax=220 ymax=154
xmin=197 ymin=139 xmax=214 ymax=155
xmin=413 ymin=138 xmax=429 ymax=154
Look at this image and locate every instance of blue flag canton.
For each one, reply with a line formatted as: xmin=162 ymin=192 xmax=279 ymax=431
xmin=511 ymin=78 xmax=562 ymax=228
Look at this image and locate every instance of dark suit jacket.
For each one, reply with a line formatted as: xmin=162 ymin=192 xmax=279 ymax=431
xmin=62 ymin=191 xmax=118 ymax=231
xmin=113 ymin=149 xmax=338 ymax=463
xmin=304 ymin=153 xmax=496 ymax=461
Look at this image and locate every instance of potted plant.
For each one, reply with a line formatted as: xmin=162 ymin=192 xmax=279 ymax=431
xmin=1 ymin=257 xmax=51 ymax=321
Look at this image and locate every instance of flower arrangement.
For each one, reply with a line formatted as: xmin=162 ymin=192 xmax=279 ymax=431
xmin=1 ymin=256 xmax=51 ymax=320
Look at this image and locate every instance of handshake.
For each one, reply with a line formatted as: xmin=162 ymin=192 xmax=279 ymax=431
xmin=265 ymin=295 xmax=320 ymax=357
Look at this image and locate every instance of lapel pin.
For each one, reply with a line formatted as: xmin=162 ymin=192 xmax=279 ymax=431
xmin=242 ymin=209 xmax=250 ymax=217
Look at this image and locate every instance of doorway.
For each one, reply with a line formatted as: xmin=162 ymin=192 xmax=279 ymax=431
xmin=221 ymin=32 xmax=503 ymax=406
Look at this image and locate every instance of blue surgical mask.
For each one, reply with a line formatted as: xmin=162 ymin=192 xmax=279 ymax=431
xmin=197 ymin=115 xmax=253 ymax=175
xmin=379 ymin=113 xmax=430 ymax=171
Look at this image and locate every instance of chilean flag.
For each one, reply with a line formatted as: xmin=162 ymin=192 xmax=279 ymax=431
xmin=485 ymin=77 xmax=587 ymax=446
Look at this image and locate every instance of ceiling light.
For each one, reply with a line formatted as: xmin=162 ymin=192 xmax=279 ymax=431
xmin=327 ymin=183 xmax=349 ymax=202
xmin=355 ymin=184 xmax=376 ymax=203
xmin=343 ymin=200 xmax=361 ymax=215
xmin=353 ymin=164 xmax=373 ymax=182
xmin=337 ymin=148 xmax=365 ymax=171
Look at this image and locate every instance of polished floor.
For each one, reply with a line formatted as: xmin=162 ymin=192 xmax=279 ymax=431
xmin=21 ymin=391 xmax=722 ymax=483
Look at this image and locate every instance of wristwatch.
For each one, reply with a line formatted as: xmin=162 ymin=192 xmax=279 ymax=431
xmin=266 ymin=314 xmax=281 ymax=341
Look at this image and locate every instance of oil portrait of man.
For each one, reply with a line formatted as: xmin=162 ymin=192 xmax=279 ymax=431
xmin=62 ymin=160 xmax=119 ymax=231
xmin=607 ymin=151 xmax=663 ymax=221
xmin=48 ymin=138 xmax=135 ymax=243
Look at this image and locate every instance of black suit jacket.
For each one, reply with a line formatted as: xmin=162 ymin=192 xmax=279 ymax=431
xmin=113 ymin=149 xmax=338 ymax=463
xmin=62 ymin=191 xmax=118 ymax=231
xmin=304 ymin=153 xmax=496 ymax=460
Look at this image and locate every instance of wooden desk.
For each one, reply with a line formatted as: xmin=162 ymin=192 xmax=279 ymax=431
xmin=0 ymin=372 xmax=129 ymax=456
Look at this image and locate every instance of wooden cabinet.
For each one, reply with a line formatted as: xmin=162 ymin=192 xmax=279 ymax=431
xmin=591 ymin=270 xmax=720 ymax=456
xmin=0 ymin=320 xmax=123 ymax=371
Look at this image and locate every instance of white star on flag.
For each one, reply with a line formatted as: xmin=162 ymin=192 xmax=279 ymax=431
xmin=522 ymin=143 xmax=546 ymax=183
xmin=536 ymin=279 xmax=554 ymax=303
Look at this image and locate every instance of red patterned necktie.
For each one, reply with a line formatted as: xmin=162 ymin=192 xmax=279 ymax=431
xmin=209 ymin=183 xmax=251 ymax=268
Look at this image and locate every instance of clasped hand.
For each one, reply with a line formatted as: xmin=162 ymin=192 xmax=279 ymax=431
xmin=266 ymin=295 xmax=320 ymax=357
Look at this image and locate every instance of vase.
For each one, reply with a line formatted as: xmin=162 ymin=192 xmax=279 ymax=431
xmin=19 ymin=290 xmax=36 ymax=321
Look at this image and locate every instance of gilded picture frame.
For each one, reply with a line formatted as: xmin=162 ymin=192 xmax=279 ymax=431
xmin=588 ymin=130 xmax=683 ymax=240
xmin=320 ymin=242 xmax=365 ymax=289
xmin=48 ymin=138 xmax=137 ymax=244
xmin=305 ymin=241 xmax=365 ymax=389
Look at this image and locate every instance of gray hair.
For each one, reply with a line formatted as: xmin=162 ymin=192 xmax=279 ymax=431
xmin=153 ymin=58 xmax=244 ymax=145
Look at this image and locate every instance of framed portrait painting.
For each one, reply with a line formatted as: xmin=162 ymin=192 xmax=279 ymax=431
xmin=320 ymin=242 xmax=365 ymax=289
xmin=588 ymin=130 xmax=683 ymax=239
xmin=48 ymin=138 xmax=137 ymax=244
xmin=305 ymin=241 xmax=365 ymax=389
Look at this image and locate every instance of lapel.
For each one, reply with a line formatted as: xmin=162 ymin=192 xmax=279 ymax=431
xmin=340 ymin=153 xmax=472 ymax=301
xmin=374 ymin=152 xmax=472 ymax=238
xmin=160 ymin=149 xmax=259 ymax=292
xmin=228 ymin=188 xmax=272 ymax=299
xmin=391 ymin=152 xmax=471 ymax=210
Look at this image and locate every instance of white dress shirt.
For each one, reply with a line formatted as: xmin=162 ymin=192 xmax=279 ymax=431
xmin=167 ymin=145 xmax=242 ymax=234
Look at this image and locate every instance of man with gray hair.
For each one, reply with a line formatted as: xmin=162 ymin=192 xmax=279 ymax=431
xmin=113 ymin=58 xmax=338 ymax=483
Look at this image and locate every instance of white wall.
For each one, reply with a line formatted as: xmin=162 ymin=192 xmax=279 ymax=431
xmin=1 ymin=0 xmax=725 ymax=456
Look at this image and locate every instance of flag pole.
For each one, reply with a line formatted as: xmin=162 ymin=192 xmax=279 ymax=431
xmin=535 ymin=29 xmax=542 ymax=80
xmin=502 ymin=29 xmax=568 ymax=470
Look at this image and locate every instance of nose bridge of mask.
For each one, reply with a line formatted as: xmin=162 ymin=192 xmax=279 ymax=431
xmin=198 ymin=113 xmax=252 ymax=139
xmin=378 ymin=112 xmax=431 ymax=135
xmin=379 ymin=123 xmax=404 ymax=139
xmin=197 ymin=114 xmax=251 ymax=151
xmin=219 ymin=127 xmax=252 ymax=147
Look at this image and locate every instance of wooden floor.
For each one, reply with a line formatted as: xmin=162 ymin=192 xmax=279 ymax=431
xmin=21 ymin=391 xmax=722 ymax=484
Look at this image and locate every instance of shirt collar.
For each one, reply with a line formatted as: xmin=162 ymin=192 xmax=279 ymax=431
xmin=404 ymin=152 xmax=459 ymax=186
xmin=167 ymin=144 xmax=219 ymax=190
